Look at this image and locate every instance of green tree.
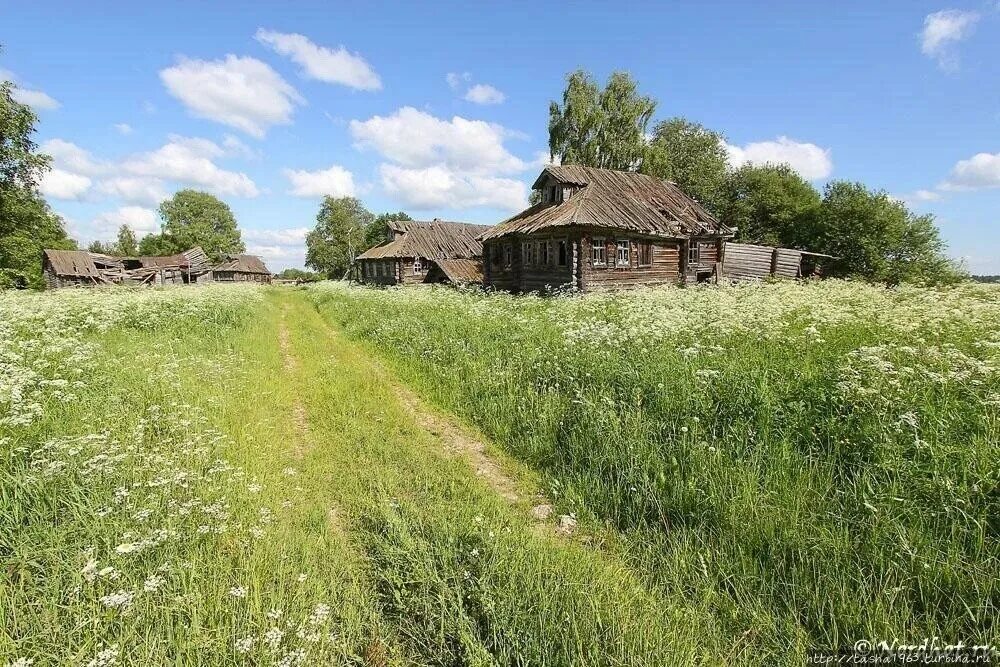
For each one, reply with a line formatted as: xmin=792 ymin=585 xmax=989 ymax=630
xmin=305 ymin=196 xmax=374 ymax=278
xmin=815 ymin=181 xmax=963 ymax=284
xmin=115 ymin=224 xmax=138 ymax=256
xmin=0 ymin=77 xmax=75 ymax=288
xmin=137 ymin=233 xmax=180 ymax=257
xmin=642 ymin=118 xmax=730 ymax=212
xmin=718 ymin=164 xmax=822 ymax=247
xmin=157 ymin=190 xmax=244 ymax=260
xmin=364 ymin=211 xmax=412 ymax=250
xmin=548 ymin=70 xmax=655 ymax=170
xmin=87 ymin=240 xmax=116 ymax=254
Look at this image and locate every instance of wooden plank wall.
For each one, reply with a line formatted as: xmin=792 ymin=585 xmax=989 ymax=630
xmin=580 ymin=235 xmax=680 ymax=290
xmin=722 ymin=243 xmax=804 ymax=280
xmin=722 ymin=243 xmax=776 ymax=280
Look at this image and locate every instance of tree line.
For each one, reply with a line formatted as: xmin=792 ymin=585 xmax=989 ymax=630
xmin=1 ymin=63 xmax=967 ymax=288
xmin=547 ymin=70 xmax=963 ymax=284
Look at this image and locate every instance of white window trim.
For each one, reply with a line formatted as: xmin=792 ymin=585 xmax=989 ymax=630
xmin=616 ymin=240 xmax=631 ymax=267
xmin=688 ymin=242 xmax=701 ymax=265
xmin=413 ymin=258 xmax=423 ymax=274
xmin=592 ymin=237 xmax=606 ymax=266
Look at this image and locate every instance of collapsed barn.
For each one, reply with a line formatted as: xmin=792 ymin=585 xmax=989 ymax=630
xmin=41 ymin=247 xmax=271 ymax=289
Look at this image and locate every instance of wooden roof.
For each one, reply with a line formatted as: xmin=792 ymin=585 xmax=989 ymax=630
xmin=357 ymin=220 xmax=490 ymax=260
xmin=212 ymin=254 xmax=271 ymax=274
xmin=43 ymin=249 xmax=102 ymax=278
xmin=433 ymin=258 xmax=484 ymax=284
xmin=481 ymin=165 xmax=734 ymax=241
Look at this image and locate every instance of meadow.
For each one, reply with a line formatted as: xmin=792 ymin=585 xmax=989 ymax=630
xmin=2 ymin=280 xmax=997 ymax=665
xmin=310 ymin=279 xmax=1000 ymax=659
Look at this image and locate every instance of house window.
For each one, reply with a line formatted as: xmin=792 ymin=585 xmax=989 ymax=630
xmin=562 ymin=186 xmax=574 ymax=201
xmin=550 ymin=186 xmax=559 ymax=203
xmin=503 ymin=244 xmax=512 ymax=268
xmin=413 ymin=258 xmax=423 ymax=274
xmin=688 ymin=243 xmax=701 ymax=265
xmin=592 ymin=237 xmax=606 ymax=266
xmin=639 ymin=242 xmax=653 ymax=267
xmin=557 ymin=240 xmax=567 ymax=266
xmin=617 ymin=240 xmax=631 ymax=266
xmin=522 ymin=241 xmax=531 ymax=266
xmin=540 ymin=241 xmax=549 ymax=266
xmin=492 ymin=245 xmax=501 ymax=267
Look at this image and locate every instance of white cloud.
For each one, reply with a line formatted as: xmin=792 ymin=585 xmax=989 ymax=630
xmin=122 ymin=138 xmax=259 ymax=197
xmin=910 ymin=189 xmax=943 ymax=202
xmin=222 ymin=134 xmax=261 ymax=160
xmin=464 ymin=83 xmax=505 ymax=105
xmin=160 ymin=55 xmax=303 ymax=138
xmin=446 ymin=72 xmax=470 ymax=90
xmin=98 ymin=176 xmax=168 ymax=206
xmin=921 ymin=10 xmax=979 ymax=70
xmin=379 ymin=164 xmax=526 ymax=210
xmin=37 ymin=136 xmax=258 ymax=208
xmin=13 ymin=88 xmax=60 ymax=110
xmin=40 ymin=139 xmax=107 ymax=176
xmin=90 ymin=206 xmax=160 ymax=239
xmin=255 ymin=29 xmax=381 ymax=91
xmin=115 ymin=123 xmax=133 ymax=135
xmin=40 ymin=169 xmax=92 ymax=200
xmin=350 ymin=106 xmax=525 ymax=174
xmin=244 ymin=227 xmax=309 ymax=270
xmin=725 ymin=136 xmax=833 ymax=180
xmin=939 ymin=152 xmax=1000 ymax=191
xmin=1 ymin=69 xmax=60 ymax=110
xmin=283 ymin=165 xmax=356 ymax=197
xmin=243 ymin=227 xmax=309 ymax=245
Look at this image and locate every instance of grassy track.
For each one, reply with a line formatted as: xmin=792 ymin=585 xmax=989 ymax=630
xmin=308 ymin=280 xmax=1000 ymax=663
xmin=3 ymin=286 xmax=730 ymax=665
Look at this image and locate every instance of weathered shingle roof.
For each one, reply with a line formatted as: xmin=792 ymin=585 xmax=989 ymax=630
xmin=433 ymin=258 xmax=484 ymax=284
xmin=43 ymin=249 xmax=102 ymax=278
xmin=212 ymin=254 xmax=271 ymax=274
xmin=481 ymin=165 xmax=733 ymax=241
xmin=357 ymin=220 xmax=490 ymax=260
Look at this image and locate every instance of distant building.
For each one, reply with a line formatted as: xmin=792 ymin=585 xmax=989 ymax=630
xmin=41 ymin=247 xmax=271 ymax=288
xmin=355 ymin=220 xmax=490 ymax=286
xmin=198 ymin=254 xmax=272 ymax=283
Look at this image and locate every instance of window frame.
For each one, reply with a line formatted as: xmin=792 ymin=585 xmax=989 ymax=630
xmin=688 ymin=242 xmax=701 ymax=266
xmin=592 ymin=237 xmax=606 ymax=267
xmin=503 ymin=244 xmax=512 ymax=268
xmin=557 ymin=240 xmax=568 ymax=267
xmin=539 ymin=241 xmax=549 ymax=266
xmin=413 ymin=257 xmax=423 ymax=274
xmin=638 ymin=241 xmax=653 ymax=267
xmin=616 ymin=240 xmax=631 ymax=267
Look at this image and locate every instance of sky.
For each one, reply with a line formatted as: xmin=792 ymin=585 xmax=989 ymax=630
xmin=2 ymin=1 xmax=998 ymax=273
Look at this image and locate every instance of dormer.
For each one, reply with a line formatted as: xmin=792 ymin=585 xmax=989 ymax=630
xmin=532 ymin=168 xmax=585 ymax=205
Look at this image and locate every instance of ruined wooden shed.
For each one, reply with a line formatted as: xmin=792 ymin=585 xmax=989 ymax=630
xmin=40 ymin=246 xmax=261 ymax=288
xmin=721 ymin=243 xmax=835 ymax=281
xmin=356 ymin=220 xmax=490 ymax=286
xmin=42 ymin=249 xmax=109 ymax=288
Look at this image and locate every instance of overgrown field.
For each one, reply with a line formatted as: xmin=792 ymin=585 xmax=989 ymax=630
xmin=310 ymin=280 xmax=1000 ymax=658
xmin=4 ymin=282 xmax=997 ymax=665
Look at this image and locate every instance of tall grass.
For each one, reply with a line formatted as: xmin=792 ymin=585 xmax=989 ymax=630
xmin=309 ymin=280 xmax=1000 ymax=659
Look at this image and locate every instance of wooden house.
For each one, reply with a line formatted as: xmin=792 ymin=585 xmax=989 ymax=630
xmin=355 ymin=220 xmax=491 ymax=286
xmin=480 ymin=166 xmax=735 ymax=292
xmin=198 ymin=254 xmax=272 ymax=283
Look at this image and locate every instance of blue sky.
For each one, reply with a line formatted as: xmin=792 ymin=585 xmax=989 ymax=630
xmin=2 ymin=1 xmax=998 ymax=272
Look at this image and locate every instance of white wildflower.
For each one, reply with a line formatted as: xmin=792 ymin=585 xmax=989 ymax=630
xmin=229 ymin=586 xmax=248 ymax=599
